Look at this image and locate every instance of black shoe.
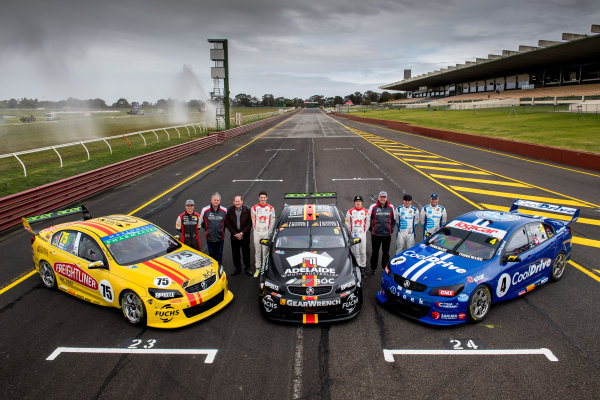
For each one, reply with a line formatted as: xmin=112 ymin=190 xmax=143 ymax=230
xmin=231 ymin=269 xmax=241 ymax=276
xmin=370 ymin=269 xmax=376 ymax=275
xmin=245 ymin=268 xmax=253 ymax=276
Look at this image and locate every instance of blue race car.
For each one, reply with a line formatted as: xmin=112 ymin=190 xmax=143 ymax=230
xmin=376 ymin=199 xmax=579 ymax=326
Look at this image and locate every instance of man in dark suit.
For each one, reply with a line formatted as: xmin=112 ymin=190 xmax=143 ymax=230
xmin=226 ymin=195 xmax=252 ymax=276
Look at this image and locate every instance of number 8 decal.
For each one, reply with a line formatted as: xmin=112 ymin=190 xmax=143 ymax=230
xmin=496 ymin=273 xmax=511 ymax=298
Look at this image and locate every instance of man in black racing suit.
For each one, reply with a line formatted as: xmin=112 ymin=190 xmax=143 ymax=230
xmin=175 ymin=199 xmax=201 ymax=250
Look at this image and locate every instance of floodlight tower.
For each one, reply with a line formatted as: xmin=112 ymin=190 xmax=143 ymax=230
xmin=208 ymin=39 xmax=230 ymax=130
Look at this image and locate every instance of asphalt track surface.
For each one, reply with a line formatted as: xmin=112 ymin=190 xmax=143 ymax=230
xmin=1 ymin=108 xmax=599 ymax=399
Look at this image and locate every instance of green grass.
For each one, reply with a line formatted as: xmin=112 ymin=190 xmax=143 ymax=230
xmin=350 ymin=107 xmax=600 ymax=154
xmin=0 ymin=108 xmax=285 ymax=196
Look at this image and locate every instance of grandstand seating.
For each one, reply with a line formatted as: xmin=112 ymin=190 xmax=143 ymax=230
xmin=444 ymin=83 xmax=600 ymax=102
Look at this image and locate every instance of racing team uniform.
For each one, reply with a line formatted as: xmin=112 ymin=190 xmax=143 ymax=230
xmin=420 ymin=204 xmax=447 ymax=239
xmin=368 ymin=201 xmax=397 ymax=273
xmin=175 ymin=211 xmax=201 ymax=250
xmin=395 ymin=205 xmax=419 ymax=254
xmin=345 ymin=206 xmax=370 ymax=270
xmin=251 ymin=203 xmax=276 ymax=274
xmin=200 ymin=205 xmax=228 ymax=265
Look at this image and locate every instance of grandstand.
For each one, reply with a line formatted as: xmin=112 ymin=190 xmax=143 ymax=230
xmin=381 ymin=24 xmax=600 ymax=108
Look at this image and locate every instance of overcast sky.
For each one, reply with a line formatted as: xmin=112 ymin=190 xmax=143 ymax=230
xmin=1 ymin=0 xmax=598 ymax=103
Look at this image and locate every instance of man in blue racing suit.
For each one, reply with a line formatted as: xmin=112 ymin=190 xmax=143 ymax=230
xmin=420 ymin=193 xmax=447 ymax=239
xmin=395 ymin=194 xmax=419 ymax=254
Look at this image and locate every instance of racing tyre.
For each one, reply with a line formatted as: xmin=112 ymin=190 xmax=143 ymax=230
xmin=467 ymin=285 xmax=491 ymax=323
xmin=121 ymin=290 xmax=147 ymax=326
xmin=550 ymin=251 xmax=566 ymax=281
xmin=39 ymin=260 xmax=56 ymax=289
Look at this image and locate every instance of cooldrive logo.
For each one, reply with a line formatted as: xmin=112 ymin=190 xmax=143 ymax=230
xmin=514 ymin=200 xmax=577 ymax=215
xmin=155 ymin=304 xmax=179 ymax=323
xmin=512 ymin=258 xmax=551 ymax=285
xmin=54 ymin=263 xmax=98 ymax=290
xmin=401 ymin=250 xmax=467 ymax=274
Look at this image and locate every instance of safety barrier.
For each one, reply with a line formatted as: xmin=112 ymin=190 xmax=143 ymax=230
xmin=0 ymin=110 xmax=298 ymax=232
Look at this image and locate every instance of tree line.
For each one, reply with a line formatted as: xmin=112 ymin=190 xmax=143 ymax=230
xmin=0 ymin=90 xmax=407 ymax=110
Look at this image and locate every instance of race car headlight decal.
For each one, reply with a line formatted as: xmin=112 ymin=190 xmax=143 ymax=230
xmin=148 ymin=288 xmax=184 ymax=299
xmin=384 ymin=264 xmax=391 ymax=277
xmin=429 ymin=284 xmax=464 ymax=297
xmin=336 ymin=279 xmax=356 ymax=292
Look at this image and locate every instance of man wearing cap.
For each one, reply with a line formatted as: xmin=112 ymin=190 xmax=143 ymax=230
xmin=175 ymin=199 xmax=201 ymax=250
xmin=345 ymin=195 xmax=369 ymax=275
xmin=226 ymin=195 xmax=252 ymax=276
xmin=395 ymin=194 xmax=420 ymax=254
xmin=420 ymin=193 xmax=447 ymax=239
xmin=200 ymin=192 xmax=228 ymax=266
xmin=368 ymin=191 xmax=397 ymax=275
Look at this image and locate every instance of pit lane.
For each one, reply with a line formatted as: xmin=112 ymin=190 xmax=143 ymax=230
xmin=1 ymin=108 xmax=599 ymax=399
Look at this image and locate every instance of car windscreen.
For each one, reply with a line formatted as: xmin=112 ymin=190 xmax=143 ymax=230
xmin=427 ymin=227 xmax=500 ymax=261
xmin=275 ymin=226 xmax=345 ymax=249
xmin=310 ymin=226 xmax=345 ymax=249
xmin=275 ymin=227 xmax=310 ymax=249
xmin=101 ymin=224 xmax=181 ymax=265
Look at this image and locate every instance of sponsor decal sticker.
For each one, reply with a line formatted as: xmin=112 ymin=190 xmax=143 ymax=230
xmin=99 ymin=280 xmax=114 ymax=303
xmin=342 ymin=294 xmax=359 ymax=312
xmin=467 ymin=274 xmax=485 ymax=284
xmin=54 ymin=263 xmax=98 ymax=290
xmin=436 ymin=301 xmax=459 ymax=309
xmin=390 ymin=256 xmax=406 ymax=266
xmin=401 ymin=250 xmax=467 ymax=274
xmin=101 ymin=224 xmax=158 ymax=244
xmin=475 ymin=211 xmax=520 ymax=222
xmin=165 ymin=250 xmax=213 ymax=270
xmin=446 ymin=220 xmax=507 ymax=239
xmin=457 ymin=294 xmax=469 ymax=302
xmin=262 ymin=295 xmax=277 ymax=312
xmin=285 ymin=298 xmax=341 ymax=307
xmin=155 ymin=304 xmax=179 ymax=323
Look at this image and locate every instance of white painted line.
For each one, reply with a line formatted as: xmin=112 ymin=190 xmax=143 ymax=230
xmin=383 ymin=348 xmax=558 ymax=362
xmin=323 ymin=148 xmax=354 ymax=150
xmin=232 ymin=179 xmax=284 ymax=182
xmin=46 ymin=347 xmax=218 ymax=363
xmin=331 ymin=178 xmax=383 ymax=181
xmin=292 ymin=326 xmax=304 ymax=399
xmin=265 ymin=148 xmax=295 ymax=151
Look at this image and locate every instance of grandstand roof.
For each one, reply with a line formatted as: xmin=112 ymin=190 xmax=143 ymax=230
xmin=381 ymin=33 xmax=600 ymax=92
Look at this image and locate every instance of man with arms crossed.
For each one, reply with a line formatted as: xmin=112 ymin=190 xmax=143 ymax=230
xmin=251 ymin=191 xmax=276 ymax=277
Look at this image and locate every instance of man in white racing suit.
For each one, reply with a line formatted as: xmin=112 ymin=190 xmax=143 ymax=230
xmin=345 ymin=195 xmax=369 ymax=275
xmin=420 ymin=193 xmax=447 ymax=239
xmin=251 ymin=191 xmax=276 ymax=277
xmin=395 ymin=194 xmax=419 ymax=254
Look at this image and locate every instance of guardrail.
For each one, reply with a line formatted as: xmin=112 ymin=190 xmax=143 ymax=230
xmin=0 ymin=110 xmax=298 ymax=232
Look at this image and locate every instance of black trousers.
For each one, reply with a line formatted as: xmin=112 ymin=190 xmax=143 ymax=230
xmin=370 ymin=235 xmax=391 ymax=271
xmin=230 ymin=236 xmax=251 ymax=270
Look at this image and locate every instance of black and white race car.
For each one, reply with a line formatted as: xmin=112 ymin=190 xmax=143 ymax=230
xmin=258 ymin=193 xmax=362 ymax=324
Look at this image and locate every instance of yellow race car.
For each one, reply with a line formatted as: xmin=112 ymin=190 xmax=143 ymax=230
xmin=23 ymin=206 xmax=233 ymax=328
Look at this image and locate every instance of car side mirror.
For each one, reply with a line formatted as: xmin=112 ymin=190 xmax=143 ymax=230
xmin=260 ymin=239 xmax=272 ymax=247
xmin=502 ymin=255 xmax=521 ymax=263
xmin=350 ymin=237 xmax=361 ymax=246
xmin=88 ymin=261 xmax=107 ymax=269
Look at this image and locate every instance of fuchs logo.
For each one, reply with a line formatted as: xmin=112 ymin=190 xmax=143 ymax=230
xmin=262 ymin=295 xmax=277 ymax=312
xmin=342 ymin=294 xmax=359 ymax=312
xmin=54 ymin=263 xmax=98 ymax=290
xmin=155 ymin=304 xmax=179 ymax=323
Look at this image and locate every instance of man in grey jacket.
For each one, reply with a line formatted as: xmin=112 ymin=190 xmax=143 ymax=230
xmin=200 ymin=192 xmax=228 ymax=266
